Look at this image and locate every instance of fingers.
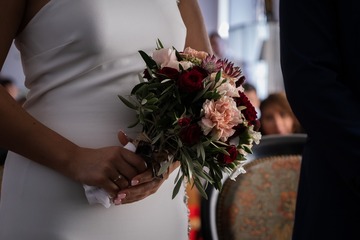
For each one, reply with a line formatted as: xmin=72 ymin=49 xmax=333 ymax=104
xmin=117 ymin=131 xmax=147 ymax=172
xmin=112 ymin=168 xmax=167 ymax=205
xmin=117 ymin=146 xmax=147 ymax=174
xmin=114 ymin=178 xmax=164 ymax=205
xmin=117 ymin=130 xmax=129 ymax=146
xmin=111 ymin=173 xmax=129 ymax=189
xmin=110 ymin=162 xmax=181 ymax=205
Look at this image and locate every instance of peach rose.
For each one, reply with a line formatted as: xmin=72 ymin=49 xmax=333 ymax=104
xmin=199 ymin=96 xmax=243 ymax=141
xmin=182 ymin=47 xmax=209 ymax=60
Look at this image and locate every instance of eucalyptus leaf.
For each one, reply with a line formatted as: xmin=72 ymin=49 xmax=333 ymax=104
xmin=118 ymin=95 xmax=137 ymax=109
xmin=127 ymin=119 xmax=140 ymax=128
xmin=138 ymin=50 xmax=157 ymax=69
xmin=156 ymin=39 xmax=164 ymax=49
xmin=194 ymin=178 xmax=208 ymax=199
xmin=172 ymin=176 xmax=184 ymax=199
xmin=157 ymin=161 xmax=171 ymax=176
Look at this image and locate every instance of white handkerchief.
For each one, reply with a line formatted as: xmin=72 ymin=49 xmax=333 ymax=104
xmin=83 ymin=142 xmax=136 ymax=208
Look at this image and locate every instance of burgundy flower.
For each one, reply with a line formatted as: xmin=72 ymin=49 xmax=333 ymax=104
xmin=177 ymin=66 xmax=208 ymax=93
xmin=143 ymin=69 xmax=152 ymax=80
xmin=179 ymin=123 xmax=202 ymax=146
xmin=219 ymin=145 xmax=238 ymax=164
xmin=222 ymin=59 xmax=242 ymax=79
xmin=201 ymin=55 xmax=223 ymax=73
xmin=157 ymin=67 xmax=180 ymax=80
xmin=230 ymin=91 xmax=260 ymax=138
xmin=235 ymin=75 xmax=246 ymax=87
xmin=234 ymin=91 xmax=257 ymax=124
xmin=178 ymin=117 xmax=191 ymax=127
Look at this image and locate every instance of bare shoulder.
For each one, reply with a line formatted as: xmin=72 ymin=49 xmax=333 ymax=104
xmin=0 ymin=0 xmax=50 ymax=67
xmin=0 ymin=0 xmax=27 ymax=68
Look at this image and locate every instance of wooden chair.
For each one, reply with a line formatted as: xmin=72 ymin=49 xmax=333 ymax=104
xmin=200 ymin=134 xmax=307 ymax=240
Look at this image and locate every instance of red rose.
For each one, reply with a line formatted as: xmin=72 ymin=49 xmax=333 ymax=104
xmin=219 ymin=145 xmax=238 ymax=164
xmin=177 ymin=66 xmax=208 ymax=93
xmin=157 ymin=67 xmax=180 ymax=80
xmin=179 ymin=123 xmax=202 ymax=145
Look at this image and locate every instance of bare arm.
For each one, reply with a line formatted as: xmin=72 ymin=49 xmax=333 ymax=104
xmin=178 ymin=0 xmax=212 ymax=53
xmin=0 ymin=1 xmax=80 ymax=176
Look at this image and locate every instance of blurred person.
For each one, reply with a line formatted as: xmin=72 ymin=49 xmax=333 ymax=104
xmin=209 ymin=32 xmax=227 ymax=59
xmin=0 ymin=0 xmax=212 ymax=239
xmin=243 ymin=82 xmax=261 ymax=116
xmin=209 ymin=32 xmax=242 ymax=64
xmin=259 ymin=92 xmax=302 ymax=135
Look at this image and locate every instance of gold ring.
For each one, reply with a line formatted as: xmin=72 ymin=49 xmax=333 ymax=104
xmin=113 ymin=174 xmax=123 ymax=183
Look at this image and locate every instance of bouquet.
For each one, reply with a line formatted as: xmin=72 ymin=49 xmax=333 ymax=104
xmin=119 ymin=40 xmax=261 ymax=199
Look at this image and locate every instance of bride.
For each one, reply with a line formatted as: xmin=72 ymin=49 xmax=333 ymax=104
xmin=0 ymin=0 xmax=211 ymax=239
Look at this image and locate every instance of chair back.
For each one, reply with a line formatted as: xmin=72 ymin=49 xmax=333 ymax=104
xmin=200 ymin=134 xmax=307 ymax=240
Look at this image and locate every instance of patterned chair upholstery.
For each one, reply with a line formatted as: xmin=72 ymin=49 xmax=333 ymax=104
xmin=200 ymin=134 xmax=307 ymax=240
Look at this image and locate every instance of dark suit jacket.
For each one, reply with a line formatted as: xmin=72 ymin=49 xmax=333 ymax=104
xmin=0 ymin=148 xmax=7 ymax=165
xmin=280 ymin=0 xmax=360 ymax=239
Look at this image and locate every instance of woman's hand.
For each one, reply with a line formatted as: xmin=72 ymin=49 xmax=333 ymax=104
xmin=112 ymin=131 xmax=181 ymax=205
xmin=69 ymin=144 xmax=148 ymax=199
xmin=113 ymin=160 xmax=180 ymax=205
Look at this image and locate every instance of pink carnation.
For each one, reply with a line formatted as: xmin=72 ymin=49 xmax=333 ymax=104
xmin=199 ymin=96 xmax=243 ymax=141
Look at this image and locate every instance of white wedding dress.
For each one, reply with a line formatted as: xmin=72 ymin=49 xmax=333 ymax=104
xmin=0 ymin=0 xmax=188 ymax=239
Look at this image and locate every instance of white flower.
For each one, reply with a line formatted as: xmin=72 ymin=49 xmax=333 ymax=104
xmin=249 ymin=125 xmax=262 ymax=144
xmin=152 ymin=48 xmax=180 ymax=69
xmin=178 ymin=60 xmax=194 ymax=70
xmin=217 ymin=81 xmax=240 ymax=97
xmin=229 ymin=163 xmax=247 ymax=180
xmin=208 ymin=72 xmax=240 ymax=97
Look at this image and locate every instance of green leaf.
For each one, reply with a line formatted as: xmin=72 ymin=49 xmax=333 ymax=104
xmin=131 ymin=82 xmax=147 ymax=95
xmin=145 ymin=98 xmax=159 ymax=105
xmin=174 ymin=166 xmax=181 ymax=184
xmin=243 ymin=145 xmax=253 ymax=154
xmin=193 ymin=80 xmax=212 ymax=102
xmin=138 ymin=50 xmax=157 ymax=69
xmin=156 ymin=39 xmax=164 ymax=49
xmin=118 ymin=95 xmax=137 ymax=109
xmin=172 ymin=175 xmax=184 ymax=199
xmin=194 ymin=178 xmax=208 ymax=199
xmin=151 ymin=131 xmax=163 ymax=145
xmin=196 ymin=143 xmax=206 ymax=162
xmin=158 ymin=161 xmax=172 ymax=176
xmin=127 ymin=119 xmax=140 ymax=128
xmin=214 ymin=71 xmax=222 ymax=83
xmin=141 ymin=99 xmax=148 ymax=105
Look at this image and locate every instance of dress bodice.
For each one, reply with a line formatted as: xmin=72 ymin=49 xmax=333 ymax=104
xmin=15 ymin=0 xmax=186 ymax=146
